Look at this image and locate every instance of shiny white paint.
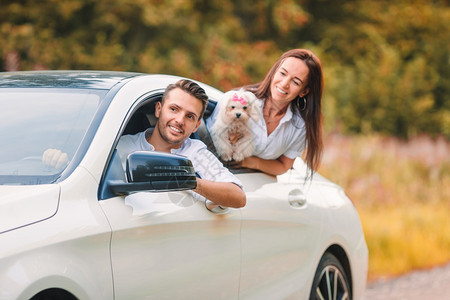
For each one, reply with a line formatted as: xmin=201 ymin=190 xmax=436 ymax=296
xmin=0 ymin=167 xmax=113 ymax=299
xmin=237 ymin=173 xmax=325 ymax=299
xmin=277 ymin=160 xmax=369 ymax=300
xmin=0 ymin=185 xmax=59 ymax=233
xmin=0 ymin=74 xmax=368 ymax=299
xmin=100 ymin=192 xmax=241 ymax=299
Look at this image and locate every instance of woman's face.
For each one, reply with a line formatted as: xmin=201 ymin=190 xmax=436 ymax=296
xmin=270 ymin=57 xmax=310 ymax=104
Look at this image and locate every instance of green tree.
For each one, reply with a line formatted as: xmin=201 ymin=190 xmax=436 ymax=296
xmin=303 ymin=0 xmax=450 ymax=138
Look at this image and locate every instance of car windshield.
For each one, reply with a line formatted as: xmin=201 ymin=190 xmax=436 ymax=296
xmin=0 ymin=89 xmax=100 ymax=185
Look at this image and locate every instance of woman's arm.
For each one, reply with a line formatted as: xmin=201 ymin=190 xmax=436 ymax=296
xmin=194 ymin=178 xmax=246 ymax=208
xmin=240 ymin=155 xmax=295 ymax=176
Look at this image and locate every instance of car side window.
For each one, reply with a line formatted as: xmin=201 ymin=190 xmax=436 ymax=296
xmin=99 ymin=94 xmax=163 ymax=200
xmin=122 ymin=94 xmax=162 ymax=136
xmin=121 ymin=95 xmax=218 ymax=154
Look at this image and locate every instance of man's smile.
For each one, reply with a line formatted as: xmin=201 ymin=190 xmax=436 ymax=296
xmin=169 ymin=124 xmax=183 ymax=134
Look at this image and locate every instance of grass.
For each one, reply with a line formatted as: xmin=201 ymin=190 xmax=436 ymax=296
xmin=318 ymin=133 xmax=450 ymax=281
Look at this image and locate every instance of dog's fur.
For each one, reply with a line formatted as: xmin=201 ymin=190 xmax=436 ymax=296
xmin=210 ymin=89 xmax=260 ymax=161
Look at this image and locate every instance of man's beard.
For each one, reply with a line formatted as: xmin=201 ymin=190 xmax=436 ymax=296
xmin=157 ymin=121 xmax=186 ymax=146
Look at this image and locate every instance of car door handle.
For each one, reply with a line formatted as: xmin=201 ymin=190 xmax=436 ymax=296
xmin=205 ymin=200 xmax=230 ymax=214
xmin=288 ymin=189 xmax=307 ymax=208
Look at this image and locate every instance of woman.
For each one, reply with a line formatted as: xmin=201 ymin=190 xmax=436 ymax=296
xmin=207 ymin=49 xmax=324 ymax=177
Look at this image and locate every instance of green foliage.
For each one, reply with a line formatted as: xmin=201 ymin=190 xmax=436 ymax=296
xmin=313 ymin=0 xmax=450 ymax=138
xmin=0 ymin=0 xmax=448 ymax=138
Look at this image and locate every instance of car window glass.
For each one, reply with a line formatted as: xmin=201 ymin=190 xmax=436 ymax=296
xmin=0 ymin=89 xmax=99 ymax=184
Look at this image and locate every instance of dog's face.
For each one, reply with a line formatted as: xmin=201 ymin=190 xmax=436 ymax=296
xmin=225 ymin=92 xmax=251 ymax=122
xmin=220 ymin=90 xmax=259 ymax=124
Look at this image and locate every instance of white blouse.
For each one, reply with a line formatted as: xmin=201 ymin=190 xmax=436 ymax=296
xmin=206 ymin=97 xmax=306 ymax=160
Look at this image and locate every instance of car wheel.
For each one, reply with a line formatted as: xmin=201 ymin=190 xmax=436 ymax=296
xmin=309 ymin=252 xmax=351 ymax=300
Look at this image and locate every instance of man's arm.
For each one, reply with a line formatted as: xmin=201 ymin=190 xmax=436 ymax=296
xmin=194 ymin=178 xmax=246 ymax=208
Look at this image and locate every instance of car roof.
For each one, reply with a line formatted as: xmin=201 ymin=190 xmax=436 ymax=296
xmin=0 ymin=70 xmax=144 ymax=89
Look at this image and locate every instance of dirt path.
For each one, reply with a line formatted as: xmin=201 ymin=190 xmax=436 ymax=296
xmin=364 ymin=262 xmax=450 ymax=299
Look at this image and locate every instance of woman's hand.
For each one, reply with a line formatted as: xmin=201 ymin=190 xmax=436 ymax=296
xmin=240 ymin=156 xmax=259 ymax=169
xmin=228 ymin=131 xmax=244 ymax=145
xmin=224 ymin=156 xmax=259 ymax=170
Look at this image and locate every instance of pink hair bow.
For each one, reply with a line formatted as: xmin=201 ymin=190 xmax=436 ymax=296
xmin=232 ymin=93 xmax=247 ymax=105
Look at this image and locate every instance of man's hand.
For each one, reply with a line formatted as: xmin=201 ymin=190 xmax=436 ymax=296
xmin=42 ymin=149 xmax=69 ymax=169
xmin=194 ymin=178 xmax=246 ymax=208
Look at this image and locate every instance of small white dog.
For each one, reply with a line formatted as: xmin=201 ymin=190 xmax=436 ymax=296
xmin=210 ymin=89 xmax=260 ymax=162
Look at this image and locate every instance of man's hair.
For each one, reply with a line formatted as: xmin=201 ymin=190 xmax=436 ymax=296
xmin=163 ymin=79 xmax=209 ymax=119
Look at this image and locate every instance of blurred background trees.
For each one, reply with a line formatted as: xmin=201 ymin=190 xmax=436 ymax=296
xmin=1 ymin=0 xmax=448 ymax=139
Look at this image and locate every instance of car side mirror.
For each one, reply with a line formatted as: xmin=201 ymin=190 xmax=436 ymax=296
xmin=108 ymin=151 xmax=197 ymax=196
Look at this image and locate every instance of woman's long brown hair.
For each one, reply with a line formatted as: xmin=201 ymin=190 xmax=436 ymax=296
xmin=244 ymin=49 xmax=324 ymax=178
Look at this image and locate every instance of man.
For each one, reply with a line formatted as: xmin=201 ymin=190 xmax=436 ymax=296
xmin=117 ymin=79 xmax=246 ymax=208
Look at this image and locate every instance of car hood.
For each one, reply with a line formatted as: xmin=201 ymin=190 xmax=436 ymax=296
xmin=0 ymin=185 xmax=60 ymax=233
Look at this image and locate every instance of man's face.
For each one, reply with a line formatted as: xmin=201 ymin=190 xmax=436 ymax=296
xmin=155 ymin=88 xmax=202 ymax=147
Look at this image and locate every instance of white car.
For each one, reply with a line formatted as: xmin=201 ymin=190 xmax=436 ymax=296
xmin=0 ymin=71 xmax=368 ymax=300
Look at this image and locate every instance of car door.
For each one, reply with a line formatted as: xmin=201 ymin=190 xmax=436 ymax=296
xmin=100 ymin=191 xmax=241 ymax=299
xmin=99 ymin=144 xmax=242 ymax=299
xmin=236 ymin=171 xmax=324 ymax=299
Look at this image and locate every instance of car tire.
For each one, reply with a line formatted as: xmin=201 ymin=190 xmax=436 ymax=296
xmin=309 ymin=252 xmax=352 ymax=300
